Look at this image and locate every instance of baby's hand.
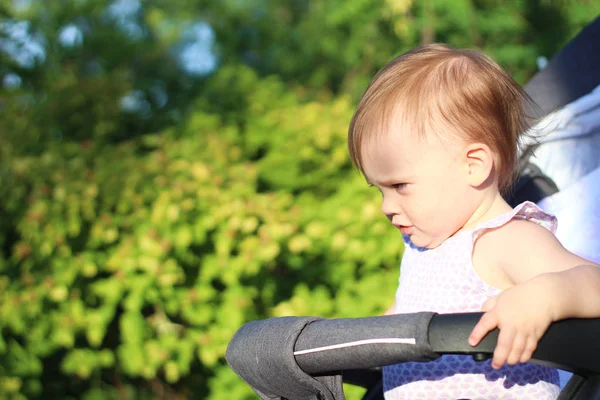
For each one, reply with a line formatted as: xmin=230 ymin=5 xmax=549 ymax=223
xmin=468 ymin=277 xmax=556 ymax=369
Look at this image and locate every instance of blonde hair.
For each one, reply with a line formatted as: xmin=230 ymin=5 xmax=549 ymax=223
xmin=348 ymin=44 xmax=536 ymax=194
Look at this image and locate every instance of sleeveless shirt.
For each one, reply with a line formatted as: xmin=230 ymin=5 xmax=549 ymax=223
xmin=383 ymin=202 xmax=561 ymax=399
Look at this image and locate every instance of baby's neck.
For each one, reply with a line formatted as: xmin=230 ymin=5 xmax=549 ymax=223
xmin=461 ymin=191 xmax=512 ymax=232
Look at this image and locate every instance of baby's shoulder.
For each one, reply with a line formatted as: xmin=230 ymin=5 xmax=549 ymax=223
xmin=480 ymin=217 xmax=557 ymax=250
xmin=476 ymin=218 xmax=563 ymax=284
xmin=472 ymin=219 xmax=562 ymax=289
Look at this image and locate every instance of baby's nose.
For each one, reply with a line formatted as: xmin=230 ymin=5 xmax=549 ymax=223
xmin=381 ymin=196 xmax=400 ymax=219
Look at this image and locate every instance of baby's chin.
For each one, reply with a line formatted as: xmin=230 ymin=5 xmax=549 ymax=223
xmin=405 ymin=233 xmax=446 ymax=249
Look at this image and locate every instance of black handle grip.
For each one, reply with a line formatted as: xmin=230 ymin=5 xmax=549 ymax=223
xmin=429 ymin=313 xmax=600 ymax=376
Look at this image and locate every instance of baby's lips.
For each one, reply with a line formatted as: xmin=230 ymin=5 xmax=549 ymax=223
xmin=396 ymin=225 xmax=413 ymax=234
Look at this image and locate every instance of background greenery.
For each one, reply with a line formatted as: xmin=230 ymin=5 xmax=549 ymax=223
xmin=1 ymin=0 xmax=598 ymax=398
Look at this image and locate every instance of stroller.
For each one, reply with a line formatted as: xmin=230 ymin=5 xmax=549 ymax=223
xmin=226 ymin=16 xmax=600 ymax=400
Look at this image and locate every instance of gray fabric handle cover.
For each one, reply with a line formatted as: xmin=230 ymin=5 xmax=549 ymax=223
xmin=226 ymin=316 xmax=345 ymax=400
xmin=294 ymin=312 xmax=439 ymax=374
xmin=226 ymin=313 xmax=438 ymax=399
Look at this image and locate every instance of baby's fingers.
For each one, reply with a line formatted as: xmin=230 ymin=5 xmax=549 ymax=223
xmin=469 ymin=312 xmax=497 ymax=347
xmin=505 ymin=334 xmax=526 ymax=365
xmin=492 ymin=328 xmax=516 ymax=369
xmin=481 ymin=296 xmax=497 ymax=312
xmin=519 ymin=336 xmax=538 ymax=364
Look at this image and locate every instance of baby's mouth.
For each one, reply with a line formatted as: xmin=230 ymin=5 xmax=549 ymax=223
xmin=396 ymin=225 xmax=413 ymax=235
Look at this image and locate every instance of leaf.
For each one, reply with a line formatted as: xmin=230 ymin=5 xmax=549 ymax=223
xmin=120 ymin=312 xmax=147 ymax=345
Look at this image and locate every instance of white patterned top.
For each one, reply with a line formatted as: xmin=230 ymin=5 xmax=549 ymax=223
xmin=383 ymin=201 xmax=560 ymax=400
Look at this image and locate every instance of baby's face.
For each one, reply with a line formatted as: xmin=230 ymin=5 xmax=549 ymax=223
xmin=362 ymin=128 xmax=478 ymax=248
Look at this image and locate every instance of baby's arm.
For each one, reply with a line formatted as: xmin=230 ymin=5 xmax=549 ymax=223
xmin=468 ymin=219 xmax=600 ymax=369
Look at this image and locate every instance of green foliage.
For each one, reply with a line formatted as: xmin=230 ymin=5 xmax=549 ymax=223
xmin=199 ymin=0 xmax=600 ymax=93
xmin=0 ymin=0 xmax=208 ymax=149
xmin=0 ymin=83 xmax=401 ymax=398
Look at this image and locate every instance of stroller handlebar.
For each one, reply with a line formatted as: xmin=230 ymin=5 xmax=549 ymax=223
xmin=293 ymin=312 xmax=600 ymax=376
xmin=226 ymin=312 xmax=600 ymax=399
xmin=428 ymin=313 xmax=600 ymax=375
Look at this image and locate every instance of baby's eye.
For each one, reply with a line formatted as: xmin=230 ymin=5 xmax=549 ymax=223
xmin=391 ymin=183 xmax=407 ymax=190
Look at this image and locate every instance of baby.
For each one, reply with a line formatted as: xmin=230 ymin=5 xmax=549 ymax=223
xmin=348 ymin=44 xmax=600 ymax=399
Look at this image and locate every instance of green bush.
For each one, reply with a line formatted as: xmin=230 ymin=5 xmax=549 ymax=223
xmin=0 ymin=76 xmax=403 ymax=399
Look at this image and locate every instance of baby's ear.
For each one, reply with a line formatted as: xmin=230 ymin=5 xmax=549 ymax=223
xmin=463 ymin=143 xmax=494 ymax=187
